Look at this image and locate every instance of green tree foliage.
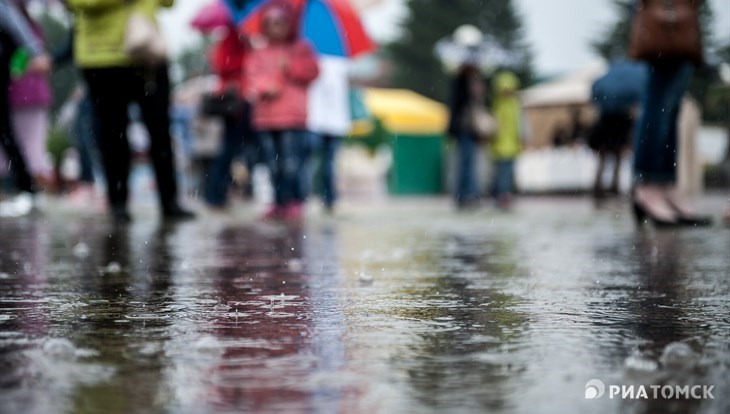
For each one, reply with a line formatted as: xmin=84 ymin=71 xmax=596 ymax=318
xmin=591 ymin=0 xmax=634 ymax=61
xmin=386 ymin=0 xmax=533 ymax=103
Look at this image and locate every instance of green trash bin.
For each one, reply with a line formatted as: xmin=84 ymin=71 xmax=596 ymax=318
xmin=389 ymin=133 xmax=445 ymax=195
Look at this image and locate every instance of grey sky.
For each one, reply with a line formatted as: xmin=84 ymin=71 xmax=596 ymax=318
xmin=160 ymin=0 xmax=730 ymax=76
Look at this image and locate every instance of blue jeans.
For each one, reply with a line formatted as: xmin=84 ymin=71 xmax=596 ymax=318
xmin=205 ymin=110 xmax=251 ymax=206
xmin=74 ymin=96 xmax=100 ymax=184
xmin=260 ymin=130 xmax=308 ymax=207
xmin=455 ymin=133 xmax=478 ymax=203
xmin=318 ymin=134 xmax=340 ymax=208
xmin=297 ymin=132 xmax=318 ymax=199
xmin=493 ymin=159 xmax=515 ymax=197
xmin=634 ymin=62 xmax=693 ymax=184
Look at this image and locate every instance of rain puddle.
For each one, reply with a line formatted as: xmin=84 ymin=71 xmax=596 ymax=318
xmin=1 ymin=199 xmax=728 ymax=413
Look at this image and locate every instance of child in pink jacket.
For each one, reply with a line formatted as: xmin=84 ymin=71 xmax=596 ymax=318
xmin=245 ymin=1 xmax=319 ymax=221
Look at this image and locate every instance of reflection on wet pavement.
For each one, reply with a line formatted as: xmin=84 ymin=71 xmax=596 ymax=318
xmin=0 ymin=197 xmax=728 ymax=413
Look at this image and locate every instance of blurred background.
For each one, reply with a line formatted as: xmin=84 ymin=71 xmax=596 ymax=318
xmin=26 ymin=0 xmax=730 ymax=200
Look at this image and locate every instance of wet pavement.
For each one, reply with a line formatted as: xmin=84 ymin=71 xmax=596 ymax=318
xmin=0 ymin=195 xmax=729 ymax=414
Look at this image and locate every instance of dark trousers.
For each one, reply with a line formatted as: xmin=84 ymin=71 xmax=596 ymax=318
xmin=0 ymin=33 xmax=34 ymax=193
xmin=74 ymin=95 xmax=101 ymax=184
xmin=318 ymin=134 xmax=340 ymax=209
xmin=82 ymin=65 xmax=178 ymax=210
xmin=205 ymin=106 xmax=252 ymax=206
xmin=634 ymin=62 xmax=693 ymax=184
xmin=260 ymin=130 xmax=307 ymax=207
xmin=492 ymin=159 xmax=515 ymax=197
xmin=455 ymin=133 xmax=478 ymax=203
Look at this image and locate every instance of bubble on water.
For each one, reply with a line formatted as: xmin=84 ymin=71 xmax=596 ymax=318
xmin=136 ymin=343 xmax=161 ymax=357
xmin=358 ymin=271 xmax=374 ymax=285
xmin=105 ymin=262 xmax=122 ymax=274
xmin=43 ymin=338 xmax=77 ymax=360
xmin=72 ymin=242 xmax=90 ymax=259
xmin=0 ymin=314 xmax=17 ymax=324
xmin=194 ymin=336 xmax=223 ymax=355
xmin=213 ymin=303 xmax=231 ymax=312
xmin=660 ymin=342 xmax=698 ymax=371
xmin=288 ymin=259 xmax=303 ymax=272
xmin=624 ymin=354 xmax=658 ymax=373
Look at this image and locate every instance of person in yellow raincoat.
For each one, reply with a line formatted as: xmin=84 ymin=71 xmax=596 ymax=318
xmin=489 ymin=71 xmax=526 ymax=210
xmin=67 ymin=0 xmax=194 ymax=223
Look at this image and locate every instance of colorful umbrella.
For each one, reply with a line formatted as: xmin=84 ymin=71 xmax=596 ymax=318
xmin=225 ymin=0 xmax=375 ymax=58
xmin=222 ymin=0 xmax=268 ymax=25
xmin=191 ymin=1 xmax=233 ymax=32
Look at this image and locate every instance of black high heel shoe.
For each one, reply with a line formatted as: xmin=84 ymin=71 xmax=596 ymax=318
xmin=665 ymin=199 xmax=713 ymax=227
xmin=632 ymin=200 xmax=680 ymax=228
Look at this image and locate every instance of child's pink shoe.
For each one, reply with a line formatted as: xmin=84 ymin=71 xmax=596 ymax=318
xmin=261 ymin=205 xmax=283 ymax=221
xmin=282 ymin=203 xmax=304 ymax=221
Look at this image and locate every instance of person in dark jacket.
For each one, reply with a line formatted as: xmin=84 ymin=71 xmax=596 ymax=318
xmin=447 ymin=62 xmax=486 ymax=209
xmin=204 ymin=26 xmax=253 ymax=209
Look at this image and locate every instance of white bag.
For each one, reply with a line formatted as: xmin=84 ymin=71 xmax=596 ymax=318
xmin=123 ymin=13 xmax=167 ymax=65
xmin=469 ymin=104 xmax=497 ymax=141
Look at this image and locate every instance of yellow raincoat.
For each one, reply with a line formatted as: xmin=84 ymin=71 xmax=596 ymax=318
xmin=68 ymin=0 xmax=174 ymax=68
xmin=490 ymin=71 xmax=523 ymax=160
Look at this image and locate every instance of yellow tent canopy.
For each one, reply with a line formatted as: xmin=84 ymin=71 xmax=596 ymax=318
xmin=356 ymin=88 xmax=449 ymax=136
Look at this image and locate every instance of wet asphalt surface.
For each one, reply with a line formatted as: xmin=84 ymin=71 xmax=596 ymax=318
xmin=0 ymin=195 xmax=728 ymax=414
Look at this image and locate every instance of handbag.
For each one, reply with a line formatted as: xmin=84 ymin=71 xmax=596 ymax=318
xmin=124 ymin=12 xmax=168 ymax=65
xmin=201 ymin=90 xmax=245 ymax=117
xmin=628 ymin=0 xmax=703 ymax=64
xmin=468 ymin=103 xmax=497 ymax=141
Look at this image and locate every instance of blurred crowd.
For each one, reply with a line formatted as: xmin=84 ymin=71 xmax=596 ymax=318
xmin=1 ymin=0 xmax=728 ymax=226
xmin=0 ymin=0 xmax=354 ymax=223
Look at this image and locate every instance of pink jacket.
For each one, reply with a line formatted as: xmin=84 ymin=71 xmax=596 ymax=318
xmin=245 ymin=39 xmax=319 ymax=131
